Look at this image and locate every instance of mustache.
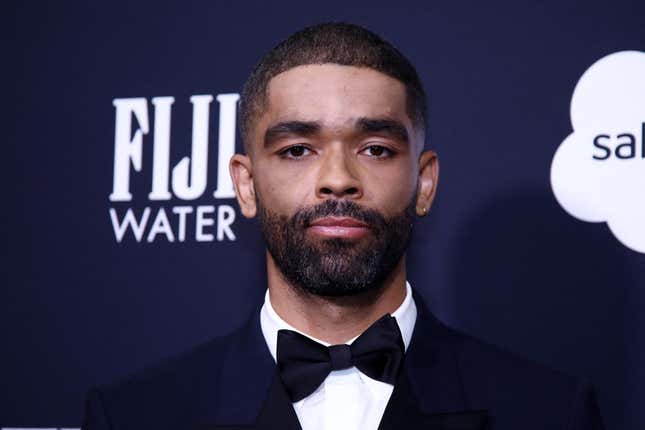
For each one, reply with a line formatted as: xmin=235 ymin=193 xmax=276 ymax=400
xmin=293 ymin=200 xmax=386 ymax=228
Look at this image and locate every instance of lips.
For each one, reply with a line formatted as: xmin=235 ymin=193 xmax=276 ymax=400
xmin=307 ymin=217 xmax=370 ymax=239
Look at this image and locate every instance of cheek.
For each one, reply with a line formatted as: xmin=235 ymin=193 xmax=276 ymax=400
xmin=362 ymin=161 xmax=417 ymax=212
xmin=254 ymin=162 xmax=316 ymax=213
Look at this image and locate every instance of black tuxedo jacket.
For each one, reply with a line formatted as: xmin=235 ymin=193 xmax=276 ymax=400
xmin=83 ymin=295 xmax=604 ymax=429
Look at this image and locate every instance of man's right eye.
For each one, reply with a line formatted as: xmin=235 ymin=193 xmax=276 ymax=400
xmin=280 ymin=145 xmax=311 ymax=159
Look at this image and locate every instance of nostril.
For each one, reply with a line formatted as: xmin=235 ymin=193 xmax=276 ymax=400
xmin=318 ymin=185 xmax=361 ymax=197
xmin=346 ymin=187 xmax=359 ymax=195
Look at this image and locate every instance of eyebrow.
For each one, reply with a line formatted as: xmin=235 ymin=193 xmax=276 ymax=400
xmin=356 ymin=117 xmax=409 ymax=143
xmin=262 ymin=117 xmax=410 ymax=147
xmin=264 ymin=121 xmax=321 ymax=146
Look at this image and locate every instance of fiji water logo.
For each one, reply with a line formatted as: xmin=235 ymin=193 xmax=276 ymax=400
xmin=551 ymin=51 xmax=645 ymax=254
xmin=109 ymin=94 xmax=239 ymax=243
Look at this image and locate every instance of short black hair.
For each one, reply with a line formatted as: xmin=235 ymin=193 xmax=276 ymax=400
xmin=239 ymin=22 xmax=427 ymax=152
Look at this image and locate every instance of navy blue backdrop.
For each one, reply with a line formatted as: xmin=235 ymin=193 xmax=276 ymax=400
xmin=4 ymin=1 xmax=645 ymax=429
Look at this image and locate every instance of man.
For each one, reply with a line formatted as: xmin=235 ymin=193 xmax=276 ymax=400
xmin=83 ymin=23 xmax=603 ymax=429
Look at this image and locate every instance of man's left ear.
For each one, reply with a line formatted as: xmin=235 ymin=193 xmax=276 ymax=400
xmin=415 ymin=150 xmax=439 ymax=216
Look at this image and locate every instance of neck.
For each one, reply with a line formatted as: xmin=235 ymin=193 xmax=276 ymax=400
xmin=266 ymin=251 xmax=408 ymax=344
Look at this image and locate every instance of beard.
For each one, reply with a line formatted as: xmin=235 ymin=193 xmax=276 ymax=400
xmin=257 ymin=197 xmax=415 ymax=297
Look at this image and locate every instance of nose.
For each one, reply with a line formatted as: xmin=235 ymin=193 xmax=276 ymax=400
xmin=316 ymin=144 xmax=362 ymax=199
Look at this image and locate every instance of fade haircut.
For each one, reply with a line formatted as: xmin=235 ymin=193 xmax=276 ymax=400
xmin=239 ymin=22 xmax=427 ymax=152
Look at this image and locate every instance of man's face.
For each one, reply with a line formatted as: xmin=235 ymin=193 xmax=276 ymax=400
xmin=232 ymin=64 xmax=437 ymax=296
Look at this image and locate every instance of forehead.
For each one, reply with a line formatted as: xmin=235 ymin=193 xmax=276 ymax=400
xmin=262 ymin=64 xmax=410 ymax=129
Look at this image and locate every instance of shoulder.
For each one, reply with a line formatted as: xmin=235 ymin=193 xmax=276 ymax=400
xmin=110 ymin=329 xmax=237 ymax=394
xmin=449 ymin=326 xmax=577 ymax=389
xmin=412 ymin=302 xmax=587 ymax=397
xmin=83 ymin=327 xmax=241 ymax=429
xmin=429 ymin=321 xmax=603 ymax=428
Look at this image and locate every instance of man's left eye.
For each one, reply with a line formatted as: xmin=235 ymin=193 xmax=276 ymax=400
xmin=361 ymin=145 xmax=392 ymax=158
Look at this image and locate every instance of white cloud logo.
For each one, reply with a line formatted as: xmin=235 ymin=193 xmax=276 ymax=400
xmin=551 ymin=50 xmax=645 ymax=254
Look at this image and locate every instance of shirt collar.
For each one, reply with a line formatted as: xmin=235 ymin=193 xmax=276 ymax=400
xmin=260 ymin=282 xmax=417 ymax=362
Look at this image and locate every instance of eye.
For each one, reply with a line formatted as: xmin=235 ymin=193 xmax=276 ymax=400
xmin=361 ymin=145 xmax=393 ymax=158
xmin=280 ymin=145 xmax=311 ymax=159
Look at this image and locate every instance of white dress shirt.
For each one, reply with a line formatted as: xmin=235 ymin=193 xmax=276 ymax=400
xmin=260 ymin=282 xmax=417 ymax=430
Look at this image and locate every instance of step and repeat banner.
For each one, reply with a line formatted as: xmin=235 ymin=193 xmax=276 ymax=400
xmin=4 ymin=1 xmax=645 ymax=429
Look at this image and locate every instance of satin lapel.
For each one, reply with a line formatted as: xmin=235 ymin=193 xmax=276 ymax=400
xmin=405 ymin=292 xmax=470 ymax=414
xmin=202 ymin=310 xmax=301 ymax=430
xmin=378 ymin=371 xmax=432 ymax=429
xmin=204 ymin=373 xmax=301 ymax=430
xmin=378 ymin=292 xmax=489 ymax=429
xmin=209 ymin=310 xmax=278 ymax=427
xmin=254 ymin=373 xmax=302 ymax=430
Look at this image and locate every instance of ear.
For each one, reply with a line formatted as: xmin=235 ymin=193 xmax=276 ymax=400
xmin=415 ymin=150 xmax=439 ymax=216
xmin=230 ymin=154 xmax=257 ymax=218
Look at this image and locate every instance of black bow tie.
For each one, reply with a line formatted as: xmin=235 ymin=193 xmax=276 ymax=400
xmin=276 ymin=314 xmax=405 ymax=402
